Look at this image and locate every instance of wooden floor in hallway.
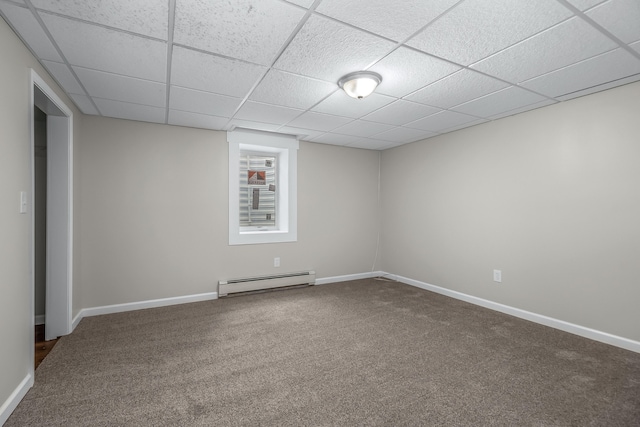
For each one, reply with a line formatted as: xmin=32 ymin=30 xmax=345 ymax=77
xmin=35 ymin=324 xmax=58 ymax=370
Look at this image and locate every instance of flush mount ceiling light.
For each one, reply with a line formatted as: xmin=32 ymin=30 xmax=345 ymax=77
xmin=338 ymin=71 xmax=382 ymax=99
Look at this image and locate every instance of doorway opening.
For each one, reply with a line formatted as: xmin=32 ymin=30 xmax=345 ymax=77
xmin=33 ymin=106 xmax=58 ymax=368
xmin=30 ymin=70 xmax=73 ymax=371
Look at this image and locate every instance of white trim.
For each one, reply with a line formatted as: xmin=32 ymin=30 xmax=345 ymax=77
xmin=28 ymin=79 xmax=36 ymax=384
xmin=315 ymin=271 xmax=384 ymax=285
xmin=71 ymin=274 xmax=385 ymax=326
xmin=72 ymin=310 xmax=83 ymax=331
xmin=73 ymin=275 xmax=386 ymax=325
xmin=30 ymin=69 xmax=74 ymax=342
xmin=73 ymin=292 xmax=219 ymax=323
xmin=0 ymin=374 xmax=33 ymax=426
xmin=387 ymin=273 xmax=640 ymax=354
xmin=228 ymin=129 xmax=298 ymax=245
xmin=35 ymin=314 xmax=45 ymax=325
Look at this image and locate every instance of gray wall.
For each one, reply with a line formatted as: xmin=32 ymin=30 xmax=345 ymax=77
xmin=76 ymin=116 xmax=380 ymax=308
xmin=380 ymin=81 xmax=640 ymax=342
xmin=0 ymin=15 xmax=80 ymax=417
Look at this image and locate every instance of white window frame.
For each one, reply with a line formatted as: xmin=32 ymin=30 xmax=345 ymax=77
xmin=228 ymin=129 xmax=298 ymax=245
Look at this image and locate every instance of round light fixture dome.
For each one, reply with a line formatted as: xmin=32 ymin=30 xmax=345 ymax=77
xmin=338 ymin=71 xmax=382 ymax=99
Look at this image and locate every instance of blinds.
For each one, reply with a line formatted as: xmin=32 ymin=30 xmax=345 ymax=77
xmin=239 ymin=153 xmax=277 ymax=227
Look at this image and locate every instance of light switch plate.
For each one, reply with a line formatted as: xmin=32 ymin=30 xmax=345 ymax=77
xmin=20 ymin=191 xmax=27 ymax=214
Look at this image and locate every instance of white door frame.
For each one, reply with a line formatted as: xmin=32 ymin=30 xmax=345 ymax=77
xmin=30 ymin=69 xmax=73 ymax=344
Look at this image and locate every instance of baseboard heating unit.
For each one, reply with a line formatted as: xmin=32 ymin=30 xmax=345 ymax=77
xmin=218 ymin=271 xmax=316 ymax=297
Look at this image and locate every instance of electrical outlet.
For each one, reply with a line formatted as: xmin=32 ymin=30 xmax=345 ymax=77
xmin=274 ymin=257 xmax=280 ymax=268
xmin=493 ymin=270 xmax=502 ymax=283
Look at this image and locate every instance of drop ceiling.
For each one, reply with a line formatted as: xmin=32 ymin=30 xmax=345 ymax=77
xmin=1 ymin=0 xmax=639 ymax=150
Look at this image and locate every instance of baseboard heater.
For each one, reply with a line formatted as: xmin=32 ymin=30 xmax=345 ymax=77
xmin=218 ymin=271 xmax=316 ymax=297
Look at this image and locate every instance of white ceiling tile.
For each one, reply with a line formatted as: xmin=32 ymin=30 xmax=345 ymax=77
xmin=169 ymin=110 xmax=229 ymax=130
xmin=74 ymin=67 xmax=166 ymax=107
xmin=69 ymin=94 xmax=99 ymax=115
xmin=274 ymin=14 xmax=395 ymax=82
xmin=346 ymin=138 xmax=401 ymax=150
xmin=488 ymin=99 xmax=557 ymax=120
xmin=405 ymin=69 xmax=510 ymax=109
xmin=471 ymin=17 xmax=619 ymax=83
xmin=369 ymin=47 xmax=460 ymax=97
xmin=171 ymin=46 xmax=266 ymax=98
xmin=234 ymin=101 xmax=303 ymax=125
xmin=249 ymin=70 xmax=337 ymax=110
xmin=586 ymin=0 xmax=640 ymax=44
xmin=311 ymin=133 xmax=359 ymax=146
xmin=311 ymin=91 xmax=395 ymax=118
xmin=41 ymin=60 xmax=85 ymax=95
xmin=31 ymin=0 xmax=168 ymax=39
xmin=4 ymin=0 xmax=638 ymax=144
xmin=407 ymin=0 xmax=572 ymax=66
xmin=174 ymin=0 xmax=305 ymax=66
xmin=94 ymin=98 xmax=166 ymax=124
xmin=0 ymin=2 xmax=63 ymax=62
xmin=521 ymin=49 xmax=640 ymax=98
xmin=452 ymin=86 xmax=547 ymax=118
xmin=316 ymin=0 xmax=459 ymax=42
xmin=41 ymin=14 xmax=166 ymax=82
xmin=371 ymin=126 xmax=437 ymax=143
xmin=277 ymin=126 xmax=324 ymax=141
xmin=332 ymin=119 xmax=395 ymax=137
xmin=286 ymin=111 xmax=352 ymax=132
xmin=283 ymin=0 xmax=314 ymax=8
xmin=226 ymin=119 xmax=282 ymax=133
xmin=405 ymin=110 xmax=480 ymax=132
xmin=565 ymin=0 xmax=607 ymax=11
xmin=169 ymin=86 xmax=242 ymax=117
xmin=361 ymin=100 xmax=440 ymax=125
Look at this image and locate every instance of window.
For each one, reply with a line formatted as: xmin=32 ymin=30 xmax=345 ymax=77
xmin=228 ymin=129 xmax=298 ymax=245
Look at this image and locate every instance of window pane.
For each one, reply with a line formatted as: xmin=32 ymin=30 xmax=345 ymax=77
xmin=239 ymin=153 xmax=276 ymax=227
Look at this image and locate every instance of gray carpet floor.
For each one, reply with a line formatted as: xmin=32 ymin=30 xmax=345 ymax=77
xmin=7 ymin=279 xmax=640 ymax=426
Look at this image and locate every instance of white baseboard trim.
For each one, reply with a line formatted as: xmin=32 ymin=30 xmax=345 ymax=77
xmin=68 ymin=274 xmax=388 ymax=328
xmin=0 ymin=374 xmax=33 ymax=426
xmin=316 ymin=271 xmax=384 ymax=285
xmin=34 ymin=315 xmax=45 ymax=325
xmin=72 ymin=292 xmax=218 ymax=329
xmin=70 ymin=273 xmax=382 ymax=329
xmin=387 ymin=273 xmax=640 ymax=354
xmin=71 ymin=310 xmax=83 ymax=331
xmin=70 ymin=274 xmax=383 ymax=329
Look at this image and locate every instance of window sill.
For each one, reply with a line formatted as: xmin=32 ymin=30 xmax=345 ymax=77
xmin=231 ymin=229 xmax=297 ymax=245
